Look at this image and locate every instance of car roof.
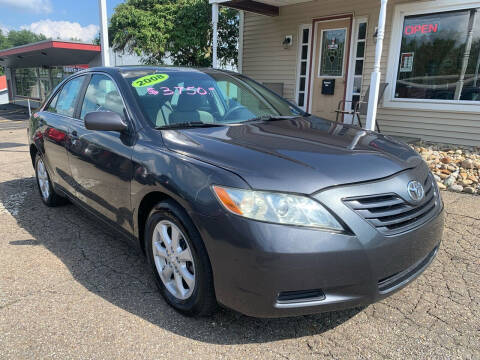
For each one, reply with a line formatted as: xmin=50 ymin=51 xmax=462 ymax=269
xmin=86 ymin=66 xmax=237 ymax=77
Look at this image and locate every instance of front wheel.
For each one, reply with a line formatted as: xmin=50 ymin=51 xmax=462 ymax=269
xmin=145 ymin=200 xmax=217 ymax=316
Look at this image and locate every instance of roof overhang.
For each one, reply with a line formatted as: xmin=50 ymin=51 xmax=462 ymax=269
xmin=0 ymin=40 xmax=101 ymax=68
xmin=210 ymin=0 xmax=312 ymax=16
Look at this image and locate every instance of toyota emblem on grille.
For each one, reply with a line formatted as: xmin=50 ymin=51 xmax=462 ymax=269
xmin=407 ymin=180 xmax=424 ymax=202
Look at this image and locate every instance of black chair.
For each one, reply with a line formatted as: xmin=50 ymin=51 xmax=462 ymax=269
xmin=335 ymin=83 xmax=389 ymax=132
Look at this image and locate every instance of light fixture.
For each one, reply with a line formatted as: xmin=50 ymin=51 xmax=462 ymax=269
xmin=282 ymin=35 xmax=293 ymax=49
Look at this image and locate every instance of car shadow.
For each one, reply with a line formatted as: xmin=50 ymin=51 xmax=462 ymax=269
xmin=0 ymin=176 xmax=365 ymax=345
xmin=0 ymin=142 xmax=28 ymax=149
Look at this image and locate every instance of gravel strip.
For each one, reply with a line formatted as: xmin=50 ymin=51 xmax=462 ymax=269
xmin=413 ymin=143 xmax=480 ymax=195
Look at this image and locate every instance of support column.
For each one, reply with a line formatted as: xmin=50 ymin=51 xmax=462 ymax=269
xmin=98 ymin=0 xmax=110 ymax=67
xmin=365 ymin=0 xmax=388 ymax=131
xmin=5 ymin=67 xmax=15 ymax=104
xmin=212 ymin=1 xmax=219 ymax=69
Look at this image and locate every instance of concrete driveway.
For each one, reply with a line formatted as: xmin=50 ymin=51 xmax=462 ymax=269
xmin=0 ymin=127 xmax=478 ymax=359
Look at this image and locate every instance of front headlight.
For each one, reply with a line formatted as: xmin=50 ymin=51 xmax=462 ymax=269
xmin=212 ymin=185 xmax=344 ymax=231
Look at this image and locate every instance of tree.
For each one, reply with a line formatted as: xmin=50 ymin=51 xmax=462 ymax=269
xmin=0 ymin=30 xmax=7 ymax=75
xmin=92 ymin=33 xmax=101 ymax=46
xmin=4 ymin=30 xmax=47 ymax=48
xmin=109 ymin=0 xmax=238 ymax=67
xmin=0 ymin=29 xmax=9 ymax=49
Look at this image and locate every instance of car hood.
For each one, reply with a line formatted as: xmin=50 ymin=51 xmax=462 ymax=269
xmin=161 ymin=117 xmax=423 ymax=194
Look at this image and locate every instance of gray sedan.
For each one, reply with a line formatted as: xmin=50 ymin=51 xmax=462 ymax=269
xmin=28 ymin=66 xmax=444 ymax=318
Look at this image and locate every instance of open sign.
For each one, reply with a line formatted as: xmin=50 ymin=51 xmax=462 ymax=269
xmin=404 ymin=23 xmax=439 ymax=35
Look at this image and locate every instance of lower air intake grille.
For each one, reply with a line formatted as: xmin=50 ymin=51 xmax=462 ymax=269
xmin=277 ymin=289 xmax=325 ymax=304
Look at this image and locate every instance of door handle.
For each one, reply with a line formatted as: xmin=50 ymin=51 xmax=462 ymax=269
xmin=70 ymin=130 xmax=79 ymax=146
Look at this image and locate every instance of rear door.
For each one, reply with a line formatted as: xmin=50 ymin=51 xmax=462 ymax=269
xmin=39 ymin=75 xmax=86 ymax=196
xmin=66 ymin=73 xmax=135 ymax=234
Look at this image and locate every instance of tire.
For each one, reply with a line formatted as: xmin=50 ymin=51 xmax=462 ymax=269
xmin=145 ymin=200 xmax=217 ymax=316
xmin=34 ymin=154 xmax=68 ymax=207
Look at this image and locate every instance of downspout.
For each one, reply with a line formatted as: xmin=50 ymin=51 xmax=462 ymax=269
xmin=47 ymin=68 xmax=53 ymax=95
xmin=365 ymin=0 xmax=388 ymax=131
xmin=238 ymin=10 xmax=244 ymax=73
xmin=8 ymin=68 xmax=16 ymax=104
xmin=212 ymin=1 xmax=219 ymax=69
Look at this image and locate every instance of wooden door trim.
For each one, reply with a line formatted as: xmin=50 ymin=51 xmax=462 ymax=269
xmin=306 ymin=13 xmax=353 ymax=114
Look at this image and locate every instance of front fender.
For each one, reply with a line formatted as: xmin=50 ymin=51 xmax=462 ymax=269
xmin=130 ymin=144 xmax=249 ymax=240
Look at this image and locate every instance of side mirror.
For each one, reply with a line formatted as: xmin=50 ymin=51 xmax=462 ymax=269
xmin=84 ymin=111 xmax=128 ymax=132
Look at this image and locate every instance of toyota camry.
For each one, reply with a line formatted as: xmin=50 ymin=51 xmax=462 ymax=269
xmin=28 ymin=67 xmax=444 ymax=318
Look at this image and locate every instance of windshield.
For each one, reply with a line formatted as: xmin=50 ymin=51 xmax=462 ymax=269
xmin=122 ymin=69 xmax=305 ymax=128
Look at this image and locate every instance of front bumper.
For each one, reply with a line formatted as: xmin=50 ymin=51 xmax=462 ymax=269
xmin=193 ymin=166 xmax=444 ymax=318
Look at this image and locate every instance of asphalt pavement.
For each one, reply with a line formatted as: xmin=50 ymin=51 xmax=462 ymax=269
xmin=0 ymin=126 xmax=478 ymax=359
xmin=0 ymin=104 xmax=29 ymax=130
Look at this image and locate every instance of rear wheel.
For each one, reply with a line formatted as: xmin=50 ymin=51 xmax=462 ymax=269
xmin=35 ymin=154 xmax=67 ymax=207
xmin=145 ymin=200 xmax=216 ymax=316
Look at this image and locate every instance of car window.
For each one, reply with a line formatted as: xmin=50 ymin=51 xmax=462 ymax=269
xmin=216 ymin=80 xmax=276 ymax=116
xmin=46 ymin=92 xmax=59 ymax=113
xmin=170 ymin=82 xmax=184 ymax=107
xmin=80 ymin=74 xmax=125 ymax=120
xmin=54 ymin=76 xmax=85 ymax=117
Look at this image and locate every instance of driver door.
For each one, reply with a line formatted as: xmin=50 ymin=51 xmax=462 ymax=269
xmin=66 ymin=73 xmax=135 ymax=234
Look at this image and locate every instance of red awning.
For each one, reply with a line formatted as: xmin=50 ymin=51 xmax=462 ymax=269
xmin=0 ymin=40 xmax=101 ymax=68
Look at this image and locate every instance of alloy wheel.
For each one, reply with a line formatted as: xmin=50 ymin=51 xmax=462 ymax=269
xmin=36 ymin=158 xmax=50 ymax=200
xmin=152 ymin=220 xmax=196 ymax=300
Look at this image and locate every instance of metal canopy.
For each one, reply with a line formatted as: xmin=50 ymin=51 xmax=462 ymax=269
xmin=0 ymin=40 xmax=101 ymax=68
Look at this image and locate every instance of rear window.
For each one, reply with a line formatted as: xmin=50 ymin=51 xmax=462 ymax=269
xmin=53 ymin=76 xmax=85 ymax=117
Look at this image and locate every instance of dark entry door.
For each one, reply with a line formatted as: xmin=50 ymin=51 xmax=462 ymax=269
xmin=66 ymin=73 xmax=135 ymax=234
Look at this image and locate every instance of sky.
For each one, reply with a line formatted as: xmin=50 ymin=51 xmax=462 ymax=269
xmin=0 ymin=0 xmax=124 ymax=42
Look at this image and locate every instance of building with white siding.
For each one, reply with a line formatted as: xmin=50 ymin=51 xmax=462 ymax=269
xmin=212 ymin=0 xmax=480 ymax=146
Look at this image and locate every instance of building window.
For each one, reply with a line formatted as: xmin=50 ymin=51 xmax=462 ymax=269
xmin=318 ymin=28 xmax=346 ymax=77
xmin=38 ymin=67 xmax=52 ymax=101
xmin=351 ymin=22 xmax=367 ymax=110
xmin=395 ymin=8 xmax=480 ymax=102
xmin=296 ymin=25 xmax=311 ymax=110
xmin=15 ymin=68 xmax=39 ymax=99
xmin=13 ymin=66 xmax=88 ymax=101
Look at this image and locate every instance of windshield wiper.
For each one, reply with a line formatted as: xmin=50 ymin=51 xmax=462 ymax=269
xmin=156 ymin=122 xmax=223 ymax=130
xmin=243 ymin=115 xmax=300 ymax=123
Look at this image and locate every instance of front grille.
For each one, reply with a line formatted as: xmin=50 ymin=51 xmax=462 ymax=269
xmin=344 ymin=173 xmax=439 ymax=235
